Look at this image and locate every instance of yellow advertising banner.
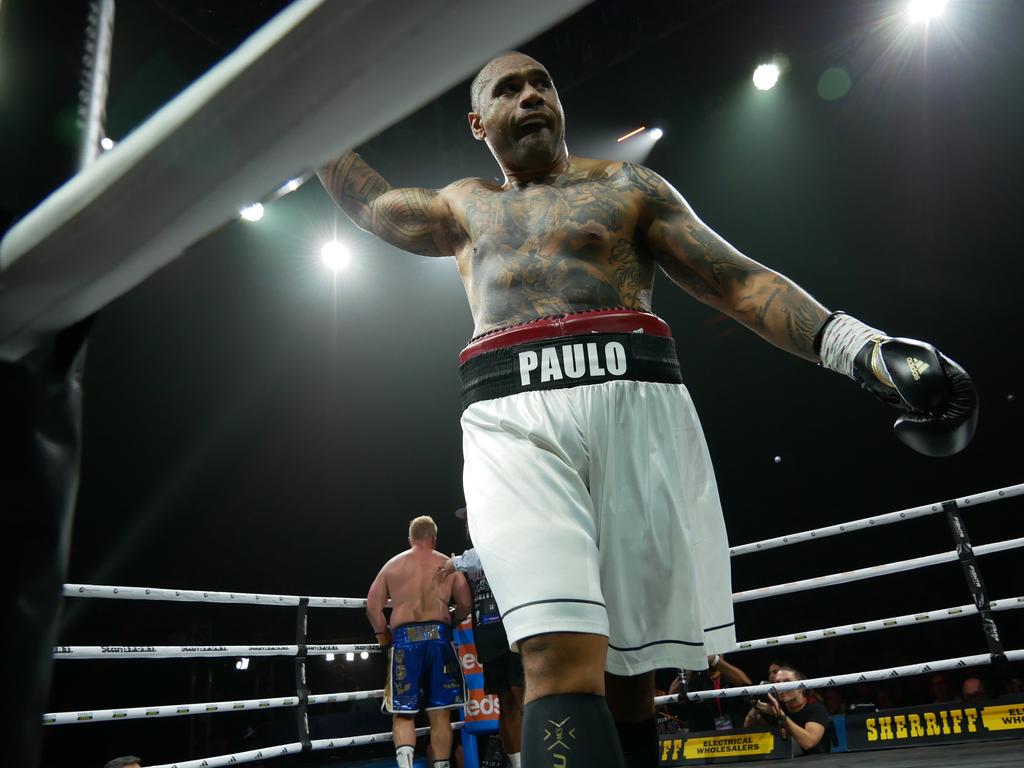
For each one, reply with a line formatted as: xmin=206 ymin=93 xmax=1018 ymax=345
xmin=682 ymin=732 xmax=775 ymax=759
xmin=980 ymin=703 xmax=1024 ymax=732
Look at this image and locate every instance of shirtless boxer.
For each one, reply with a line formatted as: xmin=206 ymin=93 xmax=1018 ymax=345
xmin=367 ymin=515 xmax=472 ymax=768
xmin=324 ymin=52 xmax=977 ymax=768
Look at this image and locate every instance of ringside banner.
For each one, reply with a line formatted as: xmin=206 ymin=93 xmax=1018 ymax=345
xmin=453 ymin=618 xmax=500 ymax=733
xmin=659 ymin=728 xmax=788 ymax=765
xmin=844 ymin=696 xmax=1024 ymax=750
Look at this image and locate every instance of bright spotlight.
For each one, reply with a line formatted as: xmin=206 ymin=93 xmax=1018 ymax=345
xmin=279 ymin=177 xmax=303 ymax=195
xmin=907 ymin=0 xmax=947 ymax=23
xmin=321 ymin=241 xmax=351 ymax=271
xmin=240 ymin=203 xmax=264 ymax=222
xmin=345 ymin=652 xmax=355 ymax=661
xmin=752 ymin=63 xmax=780 ymax=91
xmin=100 ymin=137 xmax=115 ymax=151
xmin=649 ymin=128 xmax=664 ymax=141
xmin=360 ymin=651 xmax=370 ymax=660
xmin=235 ymin=657 xmax=250 ymax=670
xmin=325 ymin=653 xmax=335 ymax=661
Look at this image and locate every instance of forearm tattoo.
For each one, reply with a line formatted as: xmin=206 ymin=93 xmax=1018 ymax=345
xmin=318 ymin=152 xmax=444 ymax=256
xmin=318 ymin=152 xmax=390 ymax=229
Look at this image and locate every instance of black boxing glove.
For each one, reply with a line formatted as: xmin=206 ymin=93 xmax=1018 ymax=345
xmin=816 ymin=313 xmax=978 ymax=457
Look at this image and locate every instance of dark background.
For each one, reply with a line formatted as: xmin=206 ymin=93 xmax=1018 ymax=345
xmin=1 ymin=0 xmax=1022 ymax=765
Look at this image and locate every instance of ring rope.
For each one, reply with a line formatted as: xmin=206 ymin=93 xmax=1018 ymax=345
xmin=62 ymin=584 xmax=368 ymax=607
xmin=729 ymin=481 xmax=1024 ymax=557
xmin=146 ymin=723 xmax=464 ymax=768
xmin=732 ymin=535 xmax=1024 ymax=604
xmin=44 ymin=688 xmax=385 ymax=726
xmin=58 ymin=484 xmax=1024 ymax=610
xmin=53 ymin=643 xmax=381 ymax=660
xmin=734 ymin=595 xmax=1024 ymax=651
xmin=654 ymin=648 xmax=1024 ymax=705
xmin=48 ymin=598 xmax=1024 ymax=723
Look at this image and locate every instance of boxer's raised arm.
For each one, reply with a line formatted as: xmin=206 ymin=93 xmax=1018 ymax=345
xmin=625 ymin=163 xmax=830 ymax=361
xmin=317 ymin=151 xmax=453 ymax=257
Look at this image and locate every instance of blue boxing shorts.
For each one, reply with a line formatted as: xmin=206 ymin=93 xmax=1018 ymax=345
xmin=382 ymin=621 xmax=466 ymax=714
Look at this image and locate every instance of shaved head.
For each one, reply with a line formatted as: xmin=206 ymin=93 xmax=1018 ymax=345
xmin=470 ymin=51 xmax=544 ymax=113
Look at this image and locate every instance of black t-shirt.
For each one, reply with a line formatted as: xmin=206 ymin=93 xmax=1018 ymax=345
xmin=675 ymin=672 xmax=749 ymax=732
xmin=787 ymin=700 xmax=832 ymax=755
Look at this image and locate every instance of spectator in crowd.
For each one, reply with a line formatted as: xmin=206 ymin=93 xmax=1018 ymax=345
xmin=1005 ymin=677 xmax=1023 ymax=695
xmin=927 ymin=673 xmax=955 ymax=703
xmin=668 ymin=654 xmax=752 ymax=731
xmin=961 ymin=677 xmax=988 ymax=704
xmin=822 ymin=688 xmax=846 ymax=716
xmin=655 ymin=685 xmax=685 ymax=737
xmin=874 ymin=687 xmax=894 ymax=711
xmin=742 ymin=659 xmax=791 ymax=725
xmin=104 ymin=758 xmax=141 ymax=768
xmin=746 ymin=665 xmax=831 ymax=756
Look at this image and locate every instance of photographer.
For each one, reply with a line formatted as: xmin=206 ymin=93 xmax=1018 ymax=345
xmin=745 ymin=666 xmax=831 ymax=756
xmin=668 ymin=654 xmax=752 ymax=731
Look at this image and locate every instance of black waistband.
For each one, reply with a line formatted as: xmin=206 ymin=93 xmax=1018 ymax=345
xmin=459 ymin=331 xmax=682 ymax=410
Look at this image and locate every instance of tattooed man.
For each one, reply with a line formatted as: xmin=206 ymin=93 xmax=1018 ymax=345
xmin=319 ymin=52 xmax=977 ymax=768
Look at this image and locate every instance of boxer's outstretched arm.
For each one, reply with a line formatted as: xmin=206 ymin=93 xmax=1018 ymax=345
xmin=627 ymin=164 xmax=830 ymax=361
xmin=317 ymin=151 xmax=453 ymax=257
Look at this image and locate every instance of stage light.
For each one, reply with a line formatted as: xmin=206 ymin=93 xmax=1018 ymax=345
xmin=279 ymin=177 xmax=303 ymax=195
xmin=100 ymin=137 xmax=115 ymax=151
xmin=345 ymin=652 xmax=355 ymax=661
xmin=240 ymin=203 xmax=264 ymax=222
xmin=235 ymin=657 xmax=250 ymax=670
xmin=360 ymin=651 xmax=370 ymax=660
xmin=753 ymin=63 xmax=780 ymax=91
xmin=649 ymin=128 xmax=664 ymax=141
xmin=321 ymin=240 xmax=351 ymax=271
xmin=325 ymin=653 xmax=335 ymax=661
xmin=907 ymin=0 xmax=947 ymax=23
xmin=617 ymin=126 xmax=646 ymax=142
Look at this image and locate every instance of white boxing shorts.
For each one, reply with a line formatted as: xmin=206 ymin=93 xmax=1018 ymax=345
xmin=458 ymin=309 xmax=735 ymax=676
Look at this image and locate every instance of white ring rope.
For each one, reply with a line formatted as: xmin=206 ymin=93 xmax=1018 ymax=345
xmin=53 ymin=643 xmax=381 ymax=660
xmin=729 ymin=481 xmax=1024 ymax=557
xmin=654 ymin=648 xmax=1024 ymax=705
xmin=146 ymin=723 xmax=464 ymax=768
xmin=735 ymin=595 xmax=1024 ymax=651
xmin=62 ymin=482 xmax=1023 ymax=610
xmin=44 ymin=689 xmax=385 ymax=726
xmin=732 ymin=535 xmax=1024 ymax=604
xmin=0 ymin=0 xmax=589 ymax=360
xmin=63 ymin=584 xmax=368 ymax=607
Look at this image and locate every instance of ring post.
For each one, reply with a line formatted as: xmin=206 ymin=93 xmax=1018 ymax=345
xmin=941 ymin=501 xmax=1005 ymax=661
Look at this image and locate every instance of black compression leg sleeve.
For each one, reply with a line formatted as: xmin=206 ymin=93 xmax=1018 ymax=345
xmin=522 ymin=693 xmax=625 ymax=768
xmin=615 ymin=717 xmax=658 ymax=768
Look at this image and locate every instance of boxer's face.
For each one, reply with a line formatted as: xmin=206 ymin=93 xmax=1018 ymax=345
xmin=469 ymin=54 xmax=566 ymax=171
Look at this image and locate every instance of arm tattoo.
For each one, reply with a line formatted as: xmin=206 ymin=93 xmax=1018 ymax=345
xmin=683 ymin=223 xmax=763 ymax=291
xmin=621 ymin=162 xmax=673 ymax=203
xmin=754 ymin=286 xmax=782 ymax=328
xmin=318 ymin=152 xmax=446 ymax=257
xmin=318 ymin=152 xmax=391 ymax=229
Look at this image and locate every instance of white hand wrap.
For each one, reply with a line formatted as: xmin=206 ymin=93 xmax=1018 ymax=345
xmin=818 ymin=312 xmax=886 ymax=379
xmin=452 ymin=547 xmax=482 ymax=573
